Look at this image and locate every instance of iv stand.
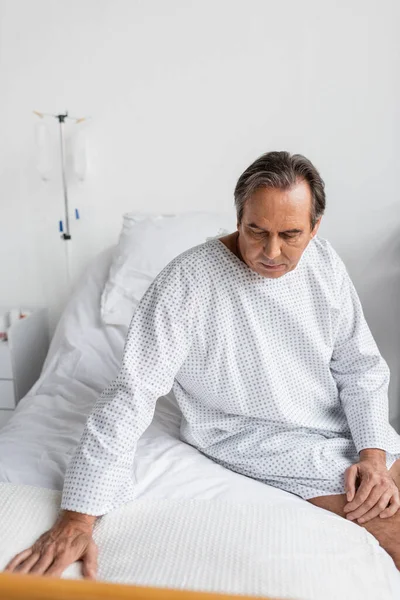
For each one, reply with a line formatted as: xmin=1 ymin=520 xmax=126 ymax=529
xmin=34 ymin=109 xmax=86 ymax=241
xmin=33 ymin=109 xmax=87 ymax=288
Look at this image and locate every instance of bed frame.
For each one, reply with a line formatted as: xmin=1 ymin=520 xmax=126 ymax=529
xmin=0 ymin=572 xmax=281 ymax=600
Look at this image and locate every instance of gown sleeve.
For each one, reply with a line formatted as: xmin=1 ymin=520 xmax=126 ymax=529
xmin=329 ymin=262 xmax=392 ymax=454
xmin=60 ymin=259 xmax=199 ymax=516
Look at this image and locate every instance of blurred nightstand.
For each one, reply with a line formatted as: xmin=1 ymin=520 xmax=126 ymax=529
xmin=0 ymin=307 xmax=49 ymax=428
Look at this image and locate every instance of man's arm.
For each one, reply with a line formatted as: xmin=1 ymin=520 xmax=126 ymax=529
xmin=5 ymin=259 xmax=198 ymax=577
xmin=328 ymin=260 xmax=400 ymax=522
xmin=61 ymin=259 xmax=199 ymax=516
xmin=330 ymin=264 xmax=391 ymax=454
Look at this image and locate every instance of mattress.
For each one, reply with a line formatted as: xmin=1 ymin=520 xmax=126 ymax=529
xmin=0 ymin=246 xmax=399 ymax=598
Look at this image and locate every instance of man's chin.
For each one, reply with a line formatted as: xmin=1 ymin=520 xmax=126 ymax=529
xmin=259 ymin=263 xmax=289 ymax=278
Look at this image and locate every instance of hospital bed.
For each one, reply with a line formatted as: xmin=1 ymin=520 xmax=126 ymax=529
xmin=0 ymin=213 xmax=400 ymax=600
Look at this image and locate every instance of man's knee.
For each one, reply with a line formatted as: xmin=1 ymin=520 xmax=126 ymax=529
xmin=307 ymin=493 xmax=347 ymax=518
xmin=389 ymin=458 xmax=400 ymax=492
xmin=307 ymin=493 xmax=400 ymax=569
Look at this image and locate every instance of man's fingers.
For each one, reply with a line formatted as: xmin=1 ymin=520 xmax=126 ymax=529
xmin=45 ymin=556 xmax=70 ymax=578
xmin=355 ymin=490 xmax=393 ymax=524
xmin=5 ymin=548 xmax=33 ymax=572
xmin=82 ymin=543 xmax=98 ymax=579
xmin=344 ymin=465 xmax=358 ymax=502
xmin=344 ymin=478 xmax=374 ymax=515
xmin=345 ymin=483 xmax=384 ymax=520
xmin=380 ymin=492 xmax=400 ymax=519
xmin=30 ymin=549 xmax=56 ymax=575
xmin=15 ymin=552 xmax=41 ymax=574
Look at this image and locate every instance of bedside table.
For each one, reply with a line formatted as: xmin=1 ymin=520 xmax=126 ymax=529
xmin=0 ymin=307 xmax=49 ymax=428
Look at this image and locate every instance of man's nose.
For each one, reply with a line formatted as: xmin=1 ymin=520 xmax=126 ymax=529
xmin=264 ymin=237 xmax=281 ymax=260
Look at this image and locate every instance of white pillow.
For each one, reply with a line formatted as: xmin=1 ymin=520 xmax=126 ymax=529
xmin=101 ymin=211 xmax=236 ymax=327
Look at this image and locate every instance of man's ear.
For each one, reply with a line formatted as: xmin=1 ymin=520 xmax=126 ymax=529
xmin=311 ymin=217 xmax=322 ymax=238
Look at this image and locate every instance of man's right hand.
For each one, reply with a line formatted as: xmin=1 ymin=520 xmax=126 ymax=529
xmin=4 ymin=510 xmax=98 ymax=579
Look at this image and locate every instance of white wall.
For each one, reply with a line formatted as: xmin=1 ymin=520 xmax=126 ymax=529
xmin=1 ymin=0 xmax=399 ymax=427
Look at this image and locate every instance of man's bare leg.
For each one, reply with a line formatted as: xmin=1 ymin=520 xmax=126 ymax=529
xmin=307 ymin=459 xmax=400 ymax=569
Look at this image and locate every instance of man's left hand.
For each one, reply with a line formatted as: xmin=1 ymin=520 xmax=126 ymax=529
xmin=343 ymin=451 xmax=400 ymax=524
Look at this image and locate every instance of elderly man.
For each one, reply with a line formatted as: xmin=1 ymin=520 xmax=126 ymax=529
xmin=6 ymin=151 xmax=400 ymax=577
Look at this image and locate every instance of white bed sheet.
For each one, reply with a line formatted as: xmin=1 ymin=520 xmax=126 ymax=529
xmin=1 ymin=485 xmax=398 ymax=600
xmin=0 ymin=246 xmax=399 ymax=598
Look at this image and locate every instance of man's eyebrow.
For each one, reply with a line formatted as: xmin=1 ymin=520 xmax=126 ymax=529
xmin=247 ymin=223 xmax=303 ymax=234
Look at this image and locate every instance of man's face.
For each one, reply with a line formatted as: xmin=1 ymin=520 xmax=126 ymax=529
xmin=237 ymin=178 xmax=321 ymax=279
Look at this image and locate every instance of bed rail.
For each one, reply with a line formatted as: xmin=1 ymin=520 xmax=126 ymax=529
xmin=0 ymin=572 xmax=283 ymax=600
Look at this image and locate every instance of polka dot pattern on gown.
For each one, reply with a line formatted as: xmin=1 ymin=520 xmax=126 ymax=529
xmin=61 ymin=235 xmax=400 ymax=515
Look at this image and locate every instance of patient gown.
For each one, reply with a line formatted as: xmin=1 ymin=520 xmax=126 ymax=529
xmin=61 ymin=235 xmax=400 ymax=515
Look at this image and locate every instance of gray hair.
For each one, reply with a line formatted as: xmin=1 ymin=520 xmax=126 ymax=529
xmin=234 ymin=151 xmax=326 ymax=229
